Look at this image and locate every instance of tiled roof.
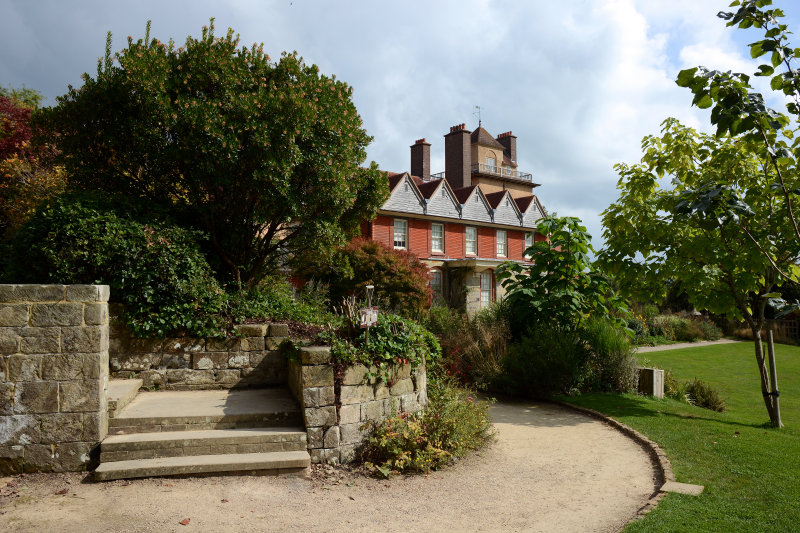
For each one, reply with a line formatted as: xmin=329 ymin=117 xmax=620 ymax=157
xmin=514 ymin=195 xmax=535 ymax=212
xmin=483 ymin=190 xmax=507 ymax=209
xmin=387 ymin=172 xmax=405 ymax=191
xmin=416 ymin=179 xmax=442 ymax=200
xmin=453 ymin=185 xmax=477 ymax=204
xmin=502 ymin=153 xmax=518 ymax=168
xmin=470 ymin=126 xmax=505 ymax=150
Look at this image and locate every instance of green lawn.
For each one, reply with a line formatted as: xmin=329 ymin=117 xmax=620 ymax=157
xmin=560 ymin=341 xmax=800 ymax=533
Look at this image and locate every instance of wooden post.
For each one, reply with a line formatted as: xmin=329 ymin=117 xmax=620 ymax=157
xmin=767 ymin=330 xmax=783 ymax=428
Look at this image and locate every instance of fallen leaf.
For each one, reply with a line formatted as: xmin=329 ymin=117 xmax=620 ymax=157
xmin=221 ymin=499 xmax=229 ymax=503
xmin=348 ymin=496 xmax=355 ymax=501
xmin=712 ymin=441 xmax=718 ymax=444
xmin=55 ymin=488 xmax=69 ymax=495
xmin=179 ymin=518 xmax=190 ymax=526
xmin=121 ymin=482 xmax=131 ymax=487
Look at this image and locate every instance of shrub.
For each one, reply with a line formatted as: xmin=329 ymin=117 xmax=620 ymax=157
xmin=697 ymin=319 xmax=723 ymax=341
xmin=322 ymin=312 xmax=441 ymax=382
xmin=495 ymin=327 xmax=591 ymax=399
xmin=431 ymin=303 xmax=508 ymax=389
xmin=583 ymin=317 xmax=638 ymax=393
xmin=685 ymin=379 xmax=726 ymax=412
xmin=362 ymin=381 xmax=494 ymax=476
xmin=663 ymin=369 xmax=687 ymax=402
xmin=297 ymin=238 xmax=432 ymax=317
xmin=8 ymin=193 xmax=226 ymax=338
xmin=225 ymin=276 xmax=336 ymax=326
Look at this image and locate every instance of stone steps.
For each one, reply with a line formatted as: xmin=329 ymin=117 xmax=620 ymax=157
xmin=94 ymin=450 xmax=310 ymax=481
xmin=100 ymin=427 xmax=307 ymax=462
xmin=107 ymin=378 xmax=142 ymax=418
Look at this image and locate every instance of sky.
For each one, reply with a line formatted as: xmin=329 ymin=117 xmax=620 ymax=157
xmin=2 ymin=0 xmax=799 ymax=249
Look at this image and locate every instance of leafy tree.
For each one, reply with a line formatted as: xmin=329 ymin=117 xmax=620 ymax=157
xmin=496 ymin=215 xmax=627 ymax=337
xmin=0 ymin=85 xmax=43 ymax=109
xmin=35 ymin=21 xmax=387 ymax=286
xmin=599 ymin=119 xmax=796 ymax=427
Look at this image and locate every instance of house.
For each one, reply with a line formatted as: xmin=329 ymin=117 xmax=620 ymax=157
xmin=362 ymin=123 xmax=547 ymax=314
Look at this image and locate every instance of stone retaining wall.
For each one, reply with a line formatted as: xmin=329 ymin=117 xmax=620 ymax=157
xmin=288 ymin=346 xmax=427 ymax=464
xmin=110 ymin=320 xmax=289 ymax=390
xmin=0 ymin=284 xmax=109 ymax=473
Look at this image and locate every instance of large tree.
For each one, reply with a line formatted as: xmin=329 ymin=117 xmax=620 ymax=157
xmin=599 ymin=118 xmax=795 ymax=427
xmin=35 ymin=21 xmax=387 ymax=286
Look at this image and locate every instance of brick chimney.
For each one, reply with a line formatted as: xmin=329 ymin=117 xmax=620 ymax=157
xmin=410 ymin=138 xmax=431 ymax=181
xmin=496 ymin=131 xmax=517 ymax=165
xmin=444 ymin=123 xmax=471 ymax=190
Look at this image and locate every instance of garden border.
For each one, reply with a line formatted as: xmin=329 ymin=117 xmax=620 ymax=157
xmin=553 ymin=400 xmax=675 ymax=518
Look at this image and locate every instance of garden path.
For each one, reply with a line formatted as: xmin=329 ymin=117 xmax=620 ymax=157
xmin=0 ymin=402 xmax=656 ymax=532
xmin=636 ymin=338 xmax=741 ymax=353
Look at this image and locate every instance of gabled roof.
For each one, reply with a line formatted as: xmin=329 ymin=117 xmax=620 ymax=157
xmin=514 ymin=195 xmax=535 ymax=213
xmin=470 ymin=126 xmax=505 ymax=150
xmin=452 ymin=185 xmax=477 ymax=205
xmin=416 ymin=179 xmax=441 ymax=200
xmin=387 ymin=172 xmax=405 ymax=191
xmin=483 ymin=190 xmax=507 ymax=209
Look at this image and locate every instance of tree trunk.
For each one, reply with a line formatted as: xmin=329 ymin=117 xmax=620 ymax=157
xmin=766 ymin=329 xmax=783 ymax=428
xmin=753 ymin=328 xmax=782 ymax=427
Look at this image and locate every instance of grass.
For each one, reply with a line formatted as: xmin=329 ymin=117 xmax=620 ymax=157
xmin=559 ymin=341 xmax=800 ymax=532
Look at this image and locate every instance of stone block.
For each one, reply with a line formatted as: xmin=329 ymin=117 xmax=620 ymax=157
xmin=163 ymin=338 xmax=204 ymax=353
xmin=383 ymin=398 xmax=397 ymax=417
xmin=301 ymin=365 xmax=334 ymax=388
xmin=41 ymin=353 xmax=84 ymax=380
xmin=65 ymin=285 xmax=101 ymax=302
xmin=59 ymin=380 xmax=101 ymax=412
xmin=0 ymin=328 xmax=19 ymax=354
xmin=249 ymin=350 xmax=267 ymax=367
xmin=30 ymin=303 xmax=83 ymax=327
xmin=342 ymin=364 xmax=371 ymax=386
xmin=1 ymin=414 xmax=40 ymax=445
xmin=324 ymin=426 xmax=340 ymax=448
xmin=264 ymin=336 xmax=287 ymax=351
xmin=392 ymin=363 xmax=412 ymax=380
xmin=40 ymin=413 xmax=84 ymax=442
xmin=310 ymin=448 xmax=339 ymax=464
xmin=374 ymin=382 xmax=390 ymax=400
xmin=0 ymin=304 xmax=29 ymax=327
xmin=82 ymin=352 xmax=103 ymax=379
xmin=317 ymin=386 xmax=335 ymax=406
xmin=362 ymin=400 xmax=385 ymax=421
xmin=268 ymin=323 xmax=290 ymax=337
xmin=340 ymin=384 xmax=374 ymax=405
xmin=400 ymin=394 xmax=419 ymax=413
xmin=215 ymin=369 xmax=241 ymax=384
xmin=114 ymin=352 xmax=160 ymax=371
xmin=138 ymin=370 xmax=166 ymax=388
xmin=192 ymin=352 xmax=228 ymax=370
xmin=19 ymin=327 xmax=60 ymax=354
xmin=97 ymin=285 xmax=110 ymax=302
xmin=638 ymin=367 xmax=665 ymax=399
xmin=339 ymin=404 xmax=360 ymax=424
xmin=0 ymin=356 xmax=7 ymax=381
xmin=234 ymin=324 xmax=267 ymax=337
xmin=339 ymin=444 xmax=357 ymax=464
xmin=301 ymin=386 xmax=335 ymax=408
xmin=8 ymin=354 xmax=42 ymax=381
xmin=161 ymin=352 xmax=190 ymax=369
xmin=129 ymin=338 xmax=163 ymax=353
xmin=10 ymin=285 xmax=66 ymax=303
xmin=304 ymin=406 xmax=337 ymax=428
xmin=339 ymin=423 xmax=366 ymax=445
xmin=62 ymin=326 xmax=106 ymax=353
xmin=227 ymin=352 xmax=250 ymax=368
xmin=0 ymin=381 xmax=15 ymax=415
xmin=307 ymin=426 xmax=324 ymax=448
xmin=390 ymin=378 xmax=414 ymax=397
xmin=83 ymin=303 xmax=108 ymax=326
xmin=299 ymin=346 xmax=332 ymax=365
xmin=14 ymin=381 xmax=58 ymax=414
xmin=83 ymin=411 xmax=108 ymax=441
xmin=412 ymin=366 xmax=427 ymax=392
xmin=240 ymin=337 xmax=265 ymax=351
xmin=206 ymin=337 xmax=240 ymax=351
xmin=165 ymin=369 xmax=215 ymax=385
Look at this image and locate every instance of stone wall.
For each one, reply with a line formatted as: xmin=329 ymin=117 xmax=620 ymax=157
xmin=110 ymin=320 xmax=289 ymax=390
xmin=288 ymin=345 xmax=427 ymax=464
xmin=0 ymin=284 xmax=109 ymax=474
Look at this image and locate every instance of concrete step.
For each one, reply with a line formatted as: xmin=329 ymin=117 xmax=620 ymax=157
xmin=107 ymin=379 xmax=143 ymax=418
xmin=107 ymin=388 xmax=302 ymax=434
xmin=100 ymin=427 xmax=307 ymax=462
xmin=94 ymin=450 xmax=311 ymax=481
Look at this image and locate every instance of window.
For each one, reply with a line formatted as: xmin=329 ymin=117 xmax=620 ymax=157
xmin=430 ymin=270 xmax=443 ymax=301
xmin=504 ymin=165 xmax=512 ymax=175
xmin=393 ymin=219 xmax=407 ymax=249
xmin=524 ymin=232 xmax=533 ymax=259
xmin=466 ymin=226 xmax=477 ymax=255
xmin=496 ymin=230 xmax=507 ymax=256
xmin=480 ymin=272 xmax=492 ymax=308
xmin=486 ymin=157 xmax=496 ymax=171
xmin=431 ymin=223 xmax=444 ymax=253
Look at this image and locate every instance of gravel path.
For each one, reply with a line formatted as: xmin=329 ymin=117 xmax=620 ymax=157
xmin=0 ymin=401 xmax=656 ymax=533
xmin=636 ymin=338 xmax=742 ymax=353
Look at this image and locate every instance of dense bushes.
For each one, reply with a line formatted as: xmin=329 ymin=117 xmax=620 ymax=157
xmin=362 ymin=381 xmax=494 ymax=476
xmin=627 ymin=312 xmax=723 ymax=345
xmin=298 ymin=238 xmax=432 ymax=317
xmin=8 ymin=194 xmax=227 ymax=337
xmin=582 ymin=317 xmax=639 ymax=393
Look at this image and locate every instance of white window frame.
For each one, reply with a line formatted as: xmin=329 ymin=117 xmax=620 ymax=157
xmin=524 ymin=232 xmax=533 ymax=259
xmin=466 ymin=226 xmax=477 ymax=255
xmin=431 ymin=223 xmax=444 ymax=253
xmin=393 ymin=219 xmax=408 ymax=250
xmin=480 ymin=272 xmax=492 ymax=308
xmin=496 ymin=229 xmax=507 ymax=257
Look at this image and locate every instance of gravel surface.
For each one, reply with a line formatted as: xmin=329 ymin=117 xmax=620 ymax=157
xmin=636 ymin=338 xmax=741 ymax=353
xmin=0 ymin=401 xmax=656 ymax=533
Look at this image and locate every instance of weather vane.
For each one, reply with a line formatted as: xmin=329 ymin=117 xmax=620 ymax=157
xmin=473 ymin=105 xmax=482 ymax=127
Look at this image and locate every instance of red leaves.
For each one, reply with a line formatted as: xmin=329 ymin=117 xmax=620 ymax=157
xmin=179 ymin=518 xmax=191 ymax=525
